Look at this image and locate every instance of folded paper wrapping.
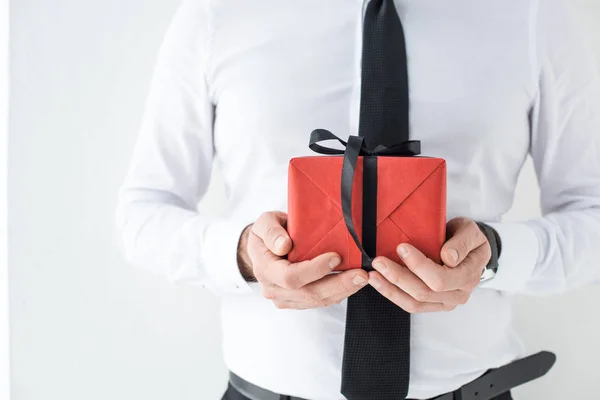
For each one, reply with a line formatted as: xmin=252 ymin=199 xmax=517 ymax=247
xmin=287 ymin=155 xmax=447 ymax=270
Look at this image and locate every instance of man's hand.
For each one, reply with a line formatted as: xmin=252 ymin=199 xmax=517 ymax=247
xmin=368 ymin=217 xmax=491 ymax=313
xmin=238 ymin=211 xmax=369 ymax=310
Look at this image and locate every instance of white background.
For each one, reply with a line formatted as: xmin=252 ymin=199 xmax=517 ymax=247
xmin=1 ymin=0 xmax=9 ymax=398
xmin=7 ymin=1 xmax=600 ymax=399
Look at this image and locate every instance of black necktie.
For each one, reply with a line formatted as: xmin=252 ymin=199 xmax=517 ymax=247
xmin=341 ymin=1 xmax=411 ymax=400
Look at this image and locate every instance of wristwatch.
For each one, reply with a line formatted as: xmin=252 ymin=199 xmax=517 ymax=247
xmin=476 ymin=222 xmax=501 ymax=283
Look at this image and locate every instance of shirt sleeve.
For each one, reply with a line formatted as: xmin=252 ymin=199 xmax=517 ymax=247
xmin=480 ymin=0 xmax=600 ymax=295
xmin=115 ymin=0 xmax=254 ymax=295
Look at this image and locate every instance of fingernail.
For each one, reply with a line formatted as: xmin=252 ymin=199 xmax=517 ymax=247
xmin=369 ymin=277 xmax=382 ymax=289
xmin=353 ymin=275 xmax=367 ymax=286
xmin=398 ymin=245 xmax=409 ymax=258
xmin=274 ymin=236 xmax=287 ymax=251
xmin=448 ymin=248 xmax=459 ymax=263
xmin=372 ymin=261 xmax=388 ymax=274
xmin=329 ymin=256 xmax=341 ymax=269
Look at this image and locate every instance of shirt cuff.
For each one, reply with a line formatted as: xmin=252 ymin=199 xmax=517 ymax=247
xmin=479 ymin=221 xmax=540 ymax=293
xmin=200 ymin=218 xmax=255 ymax=295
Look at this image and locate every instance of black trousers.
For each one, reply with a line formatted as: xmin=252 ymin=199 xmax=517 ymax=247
xmin=221 ymin=383 xmax=513 ymax=400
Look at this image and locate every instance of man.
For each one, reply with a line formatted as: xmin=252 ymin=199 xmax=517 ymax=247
xmin=116 ymin=0 xmax=600 ymax=399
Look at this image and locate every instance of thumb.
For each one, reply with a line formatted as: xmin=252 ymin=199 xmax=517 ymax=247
xmin=252 ymin=211 xmax=292 ymax=256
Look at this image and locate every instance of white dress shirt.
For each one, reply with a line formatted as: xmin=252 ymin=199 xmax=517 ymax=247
xmin=116 ymin=0 xmax=600 ymax=398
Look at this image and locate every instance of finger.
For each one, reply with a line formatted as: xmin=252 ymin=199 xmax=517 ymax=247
xmin=451 ymin=243 xmax=492 ymax=290
xmin=251 ymin=211 xmax=292 ymax=256
xmin=247 ymin=231 xmax=290 ymax=280
xmin=368 ymin=271 xmax=455 ymax=313
xmin=248 ymin=229 xmax=338 ymax=290
xmin=372 ymin=257 xmax=468 ymax=305
xmin=271 ymin=300 xmax=312 ymax=310
xmin=263 ymin=269 xmax=368 ymax=303
xmin=258 ymin=246 xmax=342 ymax=290
xmin=442 ymin=218 xmax=487 ymax=267
xmin=266 ymin=270 xmax=369 ymax=309
xmin=289 ymin=269 xmax=369 ymax=303
xmin=399 ymin=243 xmax=465 ymax=292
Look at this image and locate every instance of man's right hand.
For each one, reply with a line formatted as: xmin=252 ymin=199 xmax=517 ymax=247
xmin=238 ymin=211 xmax=369 ymax=310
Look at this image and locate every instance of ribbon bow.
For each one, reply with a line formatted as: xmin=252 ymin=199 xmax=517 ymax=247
xmin=308 ymin=129 xmax=421 ymax=265
xmin=309 ymin=128 xmax=421 ymax=157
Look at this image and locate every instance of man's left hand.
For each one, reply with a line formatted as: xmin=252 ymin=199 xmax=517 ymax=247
xmin=368 ymin=217 xmax=491 ymax=313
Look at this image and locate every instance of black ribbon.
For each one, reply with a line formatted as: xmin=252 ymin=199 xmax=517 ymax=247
xmin=308 ymin=128 xmax=421 ymax=266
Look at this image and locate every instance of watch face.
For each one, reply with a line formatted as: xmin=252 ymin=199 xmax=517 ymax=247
xmin=480 ymin=268 xmax=497 ymax=283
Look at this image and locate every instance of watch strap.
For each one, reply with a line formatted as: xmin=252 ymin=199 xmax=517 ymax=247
xmin=476 ymin=222 xmax=501 ymax=279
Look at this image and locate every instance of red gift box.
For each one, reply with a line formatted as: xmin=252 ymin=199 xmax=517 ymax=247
xmin=287 ymin=132 xmax=446 ymax=271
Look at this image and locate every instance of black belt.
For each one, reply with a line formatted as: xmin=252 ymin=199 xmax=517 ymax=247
xmin=229 ymin=351 xmax=556 ymax=400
